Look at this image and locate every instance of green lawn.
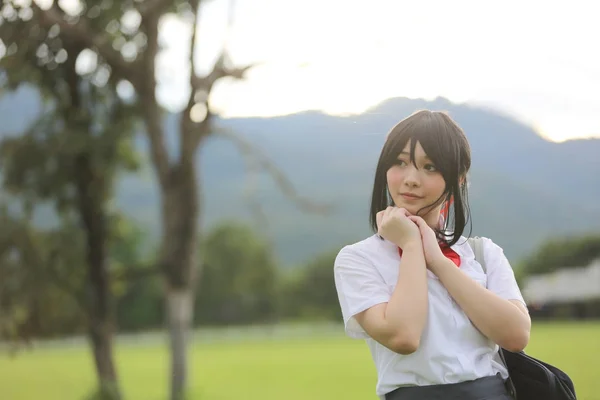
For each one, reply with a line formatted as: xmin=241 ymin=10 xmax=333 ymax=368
xmin=1 ymin=321 xmax=598 ymax=400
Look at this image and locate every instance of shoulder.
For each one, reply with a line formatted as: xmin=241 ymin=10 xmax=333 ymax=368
xmin=454 ymin=235 xmax=507 ymax=258
xmin=453 ymin=236 xmax=515 ymax=276
xmin=478 ymin=236 xmax=510 ymax=262
xmin=465 ymin=236 xmax=526 ymax=303
xmin=460 ymin=236 xmax=518 ymax=278
xmin=334 ymin=234 xmax=392 ymax=276
xmin=335 ymin=234 xmax=384 ymax=262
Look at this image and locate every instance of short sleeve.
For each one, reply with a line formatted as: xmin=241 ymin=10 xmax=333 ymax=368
xmin=333 ymin=246 xmax=391 ymax=339
xmin=482 ymin=238 xmax=527 ymax=307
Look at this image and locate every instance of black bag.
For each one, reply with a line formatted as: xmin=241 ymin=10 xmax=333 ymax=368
xmin=498 ymin=348 xmax=576 ymax=400
xmin=467 ymin=237 xmax=577 ymax=400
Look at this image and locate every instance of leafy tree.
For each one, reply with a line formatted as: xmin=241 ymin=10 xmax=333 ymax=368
xmin=0 ymin=2 xmax=140 ymax=397
xmin=195 ymin=221 xmax=278 ymax=325
xmin=2 ymin=2 xmax=327 ymax=398
xmin=0 ymin=207 xmax=86 ymax=350
xmin=518 ymin=234 xmax=600 ymax=276
xmin=280 ymin=251 xmax=341 ymax=321
xmin=112 ymin=219 xmax=163 ymax=332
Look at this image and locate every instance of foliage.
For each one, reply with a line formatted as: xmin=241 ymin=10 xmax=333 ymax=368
xmin=0 ymin=208 xmax=86 ymax=347
xmin=518 ymin=234 xmax=600 ymax=276
xmin=195 ymin=221 xmax=279 ymax=325
xmin=279 ymin=250 xmax=341 ymax=322
xmin=0 ymin=3 xmax=145 ymax=398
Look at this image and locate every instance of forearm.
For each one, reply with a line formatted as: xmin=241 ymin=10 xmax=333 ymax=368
xmin=384 ymin=242 xmax=429 ymax=342
xmin=433 ymin=258 xmax=531 ymax=351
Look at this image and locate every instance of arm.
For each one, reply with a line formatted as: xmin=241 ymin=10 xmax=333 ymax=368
xmin=431 ymin=258 xmax=531 ymax=352
xmin=354 ymin=241 xmax=429 ymax=354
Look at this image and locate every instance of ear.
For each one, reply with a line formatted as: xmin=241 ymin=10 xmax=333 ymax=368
xmin=459 ymin=175 xmax=466 ymax=188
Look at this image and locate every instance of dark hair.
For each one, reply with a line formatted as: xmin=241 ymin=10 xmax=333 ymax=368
xmin=369 ymin=109 xmax=472 ymax=246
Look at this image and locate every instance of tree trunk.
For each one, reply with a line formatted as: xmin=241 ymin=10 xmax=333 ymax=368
xmin=167 ymin=288 xmax=194 ymax=400
xmin=89 ymin=317 xmax=121 ymax=400
xmin=85 ymin=219 xmax=122 ymax=400
xmin=161 ymin=162 xmax=199 ymax=400
xmin=75 ymin=154 xmax=122 ymax=400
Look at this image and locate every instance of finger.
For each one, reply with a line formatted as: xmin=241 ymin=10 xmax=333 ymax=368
xmin=376 ymin=211 xmax=384 ymax=229
xmin=391 ymin=208 xmax=410 ymax=219
xmin=408 ymin=215 xmax=425 ymax=226
xmin=395 ymin=207 xmax=411 ymax=217
xmin=383 ymin=206 xmax=395 ymax=221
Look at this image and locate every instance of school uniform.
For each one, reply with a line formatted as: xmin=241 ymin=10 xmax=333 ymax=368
xmin=333 ymin=234 xmax=526 ymax=400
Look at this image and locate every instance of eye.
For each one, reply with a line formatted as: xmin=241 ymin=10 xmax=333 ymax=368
xmin=424 ymin=163 xmax=438 ymax=172
xmin=393 ymin=159 xmax=407 ymax=167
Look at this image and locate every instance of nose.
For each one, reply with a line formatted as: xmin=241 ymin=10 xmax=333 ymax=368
xmin=403 ymin=165 xmax=421 ymax=188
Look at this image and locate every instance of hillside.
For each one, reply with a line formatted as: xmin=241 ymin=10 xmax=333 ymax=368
xmin=2 ymin=87 xmax=599 ymax=266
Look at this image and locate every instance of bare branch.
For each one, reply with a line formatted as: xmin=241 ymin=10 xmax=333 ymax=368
xmin=240 ymin=149 xmax=273 ymax=238
xmin=180 ymin=0 xmax=204 ymax=164
xmin=180 ymin=0 xmax=258 ymax=163
xmin=188 ymin=0 xmax=250 ymax=95
xmin=140 ymin=95 xmax=171 ymax=185
xmin=191 ymin=54 xmax=255 ymax=94
xmin=181 ymin=56 xmax=258 ymax=162
xmin=189 ymin=2 xmax=201 ymax=93
xmin=31 ymin=2 xmax=138 ymax=84
xmin=217 ymin=127 xmax=332 ymax=215
xmin=133 ymin=1 xmax=173 ymax=184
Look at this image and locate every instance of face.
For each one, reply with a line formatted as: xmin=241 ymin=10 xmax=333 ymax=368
xmin=386 ymin=140 xmax=446 ymax=226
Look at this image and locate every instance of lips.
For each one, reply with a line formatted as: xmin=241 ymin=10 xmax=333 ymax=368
xmin=400 ymin=193 xmax=423 ymax=200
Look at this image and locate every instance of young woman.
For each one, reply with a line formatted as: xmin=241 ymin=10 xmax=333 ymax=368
xmin=333 ymin=110 xmax=531 ymax=400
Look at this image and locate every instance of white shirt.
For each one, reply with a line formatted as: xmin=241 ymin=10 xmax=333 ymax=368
xmin=333 ymin=234 xmax=526 ymax=399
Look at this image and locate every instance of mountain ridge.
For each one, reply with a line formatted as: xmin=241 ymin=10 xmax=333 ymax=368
xmin=1 ymin=86 xmax=599 ymax=266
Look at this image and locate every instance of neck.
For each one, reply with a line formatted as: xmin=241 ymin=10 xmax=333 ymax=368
xmin=423 ymin=210 xmax=442 ymax=230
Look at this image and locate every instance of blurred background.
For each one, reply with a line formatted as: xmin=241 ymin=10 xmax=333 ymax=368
xmin=0 ymin=0 xmax=599 ymax=399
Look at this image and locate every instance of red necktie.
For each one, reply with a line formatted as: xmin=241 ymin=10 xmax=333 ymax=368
xmin=397 ymin=244 xmax=461 ymax=267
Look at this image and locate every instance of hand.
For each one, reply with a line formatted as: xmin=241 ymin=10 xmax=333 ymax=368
xmin=408 ymin=216 xmax=446 ymax=270
xmin=376 ymin=207 xmax=421 ymax=248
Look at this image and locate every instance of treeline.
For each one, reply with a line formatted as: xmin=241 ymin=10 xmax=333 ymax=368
xmin=121 ymin=221 xmax=341 ymax=333
xmin=4 ymin=206 xmax=600 ymax=342
xmin=0 ymin=216 xmax=341 ymax=340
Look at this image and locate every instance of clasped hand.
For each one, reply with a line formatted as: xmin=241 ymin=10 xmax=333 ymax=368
xmin=376 ymin=207 xmax=447 ymax=271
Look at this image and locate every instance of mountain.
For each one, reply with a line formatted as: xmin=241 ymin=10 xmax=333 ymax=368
xmin=2 ymin=87 xmax=599 ymax=267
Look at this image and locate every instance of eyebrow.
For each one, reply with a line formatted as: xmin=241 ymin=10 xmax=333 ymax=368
xmin=398 ymin=151 xmax=432 ymax=161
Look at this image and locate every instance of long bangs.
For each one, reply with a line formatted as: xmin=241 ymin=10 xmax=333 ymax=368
xmin=383 ymin=111 xmax=466 ymax=184
xmin=369 ymin=110 xmax=472 ymax=246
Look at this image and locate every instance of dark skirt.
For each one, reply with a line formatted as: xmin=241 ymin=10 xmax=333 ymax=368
xmin=385 ymin=373 xmax=513 ymax=400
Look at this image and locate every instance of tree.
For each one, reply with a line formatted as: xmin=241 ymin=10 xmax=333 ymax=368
xmin=0 ymin=3 xmax=140 ymax=397
xmin=280 ymin=251 xmax=341 ymax=321
xmin=5 ymin=2 xmax=327 ymax=398
xmin=112 ymin=219 xmax=164 ymax=332
xmin=0 ymin=207 xmax=161 ymax=342
xmin=518 ymin=234 xmax=600 ymax=277
xmin=195 ymin=221 xmax=278 ymax=325
xmin=0 ymin=207 xmax=86 ymax=351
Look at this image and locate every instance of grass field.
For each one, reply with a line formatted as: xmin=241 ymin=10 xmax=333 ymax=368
xmin=1 ymin=321 xmax=598 ymax=400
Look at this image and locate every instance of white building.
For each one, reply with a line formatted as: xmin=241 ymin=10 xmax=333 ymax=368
xmin=522 ymin=259 xmax=600 ymax=305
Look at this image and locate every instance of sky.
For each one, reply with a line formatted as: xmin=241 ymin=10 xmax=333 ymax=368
xmin=59 ymin=0 xmax=600 ymax=142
